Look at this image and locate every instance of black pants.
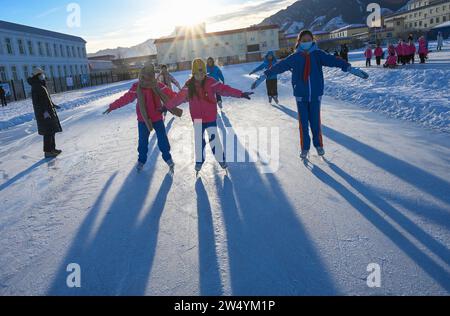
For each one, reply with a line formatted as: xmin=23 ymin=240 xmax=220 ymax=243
xmin=43 ymin=134 xmax=56 ymax=152
xmin=419 ymin=54 xmax=426 ymax=64
xmin=216 ymin=94 xmax=222 ymax=103
xmin=411 ymin=54 xmax=415 ymax=64
xmin=266 ymin=79 xmax=278 ymax=97
xmin=376 ymin=57 xmax=381 ymax=66
xmin=366 ymin=58 xmax=371 ymax=67
xmin=0 ymin=96 xmax=6 ymax=107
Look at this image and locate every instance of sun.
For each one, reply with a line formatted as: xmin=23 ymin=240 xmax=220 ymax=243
xmin=160 ymin=0 xmax=213 ymax=27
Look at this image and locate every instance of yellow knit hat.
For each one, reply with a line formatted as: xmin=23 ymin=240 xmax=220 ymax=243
xmin=192 ymin=58 xmax=206 ymax=75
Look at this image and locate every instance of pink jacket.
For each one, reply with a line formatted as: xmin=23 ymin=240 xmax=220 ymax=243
xmin=364 ymin=48 xmax=373 ymax=58
xmin=408 ymin=43 xmax=417 ymax=55
xmin=166 ymin=77 xmax=243 ymax=123
xmin=385 ymin=55 xmax=397 ymax=66
xmin=396 ymin=44 xmax=404 ymax=56
xmin=374 ymin=47 xmax=383 ymax=57
xmin=418 ymin=38 xmax=428 ymax=55
xmin=109 ymin=82 xmax=176 ymax=123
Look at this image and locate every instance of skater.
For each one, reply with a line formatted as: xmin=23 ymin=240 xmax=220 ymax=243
xmin=104 ymin=64 xmax=182 ymax=173
xmin=396 ymin=39 xmax=406 ymax=65
xmin=27 ymin=68 xmax=63 ymax=159
xmin=437 ymin=32 xmax=444 ymax=51
xmin=408 ymin=40 xmax=416 ymax=64
xmin=383 ymin=45 xmax=398 ymax=69
xmin=364 ymin=45 xmax=373 ymax=67
xmin=374 ymin=44 xmax=383 ymax=66
xmin=418 ymin=36 xmax=429 ymax=64
xmin=340 ymin=44 xmax=349 ymax=62
xmin=251 ymin=30 xmax=367 ymax=159
xmin=206 ymin=57 xmax=225 ymax=109
xmin=164 ymin=58 xmax=253 ymax=174
xmin=157 ymin=65 xmax=182 ymax=92
xmin=249 ymin=51 xmax=279 ymax=104
xmin=0 ymin=86 xmax=7 ymax=107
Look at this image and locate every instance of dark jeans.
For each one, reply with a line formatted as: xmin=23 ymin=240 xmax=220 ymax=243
xmin=194 ymin=121 xmax=225 ymax=165
xmin=419 ymin=54 xmax=426 ymax=63
xmin=43 ymin=134 xmax=56 ymax=152
xmin=376 ymin=56 xmax=381 ymax=66
xmin=216 ymin=94 xmax=222 ymax=103
xmin=0 ymin=96 xmax=6 ymax=107
xmin=266 ymin=79 xmax=278 ymax=97
xmin=366 ymin=58 xmax=371 ymax=67
xmin=138 ymin=120 xmax=172 ymax=164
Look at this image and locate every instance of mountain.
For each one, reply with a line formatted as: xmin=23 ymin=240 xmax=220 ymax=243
xmin=88 ymin=39 xmax=157 ymax=59
xmin=261 ymin=0 xmax=408 ymax=34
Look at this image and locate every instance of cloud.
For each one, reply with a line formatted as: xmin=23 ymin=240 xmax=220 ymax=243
xmin=36 ymin=7 xmax=63 ymax=19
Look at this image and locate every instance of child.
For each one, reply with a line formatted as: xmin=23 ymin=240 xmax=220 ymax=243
xmin=374 ymin=44 xmax=383 ymax=66
xmin=364 ymin=45 xmax=373 ymax=67
xmin=383 ymin=45 xmax=398 ymax=69
xmin=418 ymin=36 xmax=428 ymax=64
xmin=251 ymin=30 xmax=355 ymax=159
xmin=206 ymin=57 xmax=226 ymax=109
xmin=408 ymin=40 xmax=416 ymax=64
xmin=157 ymin=65 xmax=182 ymax=92
xmin=104 ymin=64 xmax=182 ymax=172
xmin=249 ymin=51 xmax=279 ymax=104
xmin=396 ymin=39 xmax=405 ymax=65
xmin=165 ymin=59 xmax=253 ymax=174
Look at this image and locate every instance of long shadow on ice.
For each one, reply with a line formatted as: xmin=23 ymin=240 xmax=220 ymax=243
xmin=214 ymin=112 xmax=338 ymax=295
xmin=0 ymin=159 xmax=49 ymax=192
xmin=47 ymin=119 xmax=175 ymax=295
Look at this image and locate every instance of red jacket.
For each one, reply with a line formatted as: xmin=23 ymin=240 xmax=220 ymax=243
xmin=364 ymin=48 xmax=373 ymax=58
xmin=166 ymin=77 xmax=243 ymax=123
xmin=374 ymin=47 xmax=383 ymax=57
xmin=109 ymin=82 xmax=176 ymax=123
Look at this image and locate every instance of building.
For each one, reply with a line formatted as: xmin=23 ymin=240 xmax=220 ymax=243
xmin=429 ymin=20 xmax=450 ymax=38
xmin=154 ymin=24 xmax=280 ymax=70
xmin=383 ymin=0 xmax=450 ymax=37
xmin=329 ymin=24 xmax=369 ymax=39
xmin=0 ymin=20 xmax=89 ymax=98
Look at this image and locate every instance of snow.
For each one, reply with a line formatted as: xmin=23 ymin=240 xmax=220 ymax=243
xmin=433 ymin=21 xmax=450 ymax=29
xmin=0 ymin=53 xmax=449 ymax=295
xmin=284 ymin=21 xmax=305 ymax=35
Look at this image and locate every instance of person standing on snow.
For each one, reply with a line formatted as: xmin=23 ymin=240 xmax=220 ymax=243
xmin=164 ymin=58 xmax=253 ymax=175
xmin=396 ymin=39 xmax=405 ymax=65
xmin=0 ymin=86 xmax=7 ymax=107
xmin=104 ymin=64 xmax=182 ymax=173
xmin=249 ymin=51 xmax=280 ymax=104
xmin=364 ymin=45 xmax=373 ymax=67
xmin=374 ymin=43 xmax=383 ymax=66
xmin=250 ymin=30 xmax=367 ymax=160
xmin=157 ymin=65 xmax=182 ymax=92
xmin=418 ymin=36 xmax=429 ymax=64
xmin=27 ymin=68 xmax=63 ymax=159
xmin=340 ymin=44 xmax=349 ymax=62
xmin=206 ymin=57 xmax=226 ymax=109
xmin=437 ymin=32 xmax=444 ymax=51
xmin=407 ymin=39 xmax=416 ymax=64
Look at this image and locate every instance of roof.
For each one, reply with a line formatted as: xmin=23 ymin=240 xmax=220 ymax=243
xmin=433 ymin=21 xmax=450 ymax=29
xmin=154 ymin=24 xmax=279 ymax=44
xmin=0 ymin=20 xmax=86 ymax=43
xmin=384 ymin=0 xmax=448 ymax=20
xmin=331 ymin=24 xmax=368 ymax=33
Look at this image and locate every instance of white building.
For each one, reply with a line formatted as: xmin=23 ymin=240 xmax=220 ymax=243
xmin=155 ymin=24 xmax=280 ymax=70
xmin=0 ymin=20 xmax=89 ymax=86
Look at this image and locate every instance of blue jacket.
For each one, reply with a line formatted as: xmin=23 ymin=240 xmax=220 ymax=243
xmin=265 ymin=43 xmax=350 ymax=100
xmin=251 ymin=51 xmax=278 ymax=80
xmin=207 ymin=65 xmax=225 ymax=83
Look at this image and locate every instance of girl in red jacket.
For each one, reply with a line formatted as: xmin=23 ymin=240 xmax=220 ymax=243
xmin=364 ymin=45 xmax=373 ymax=67
xmin=104 ymin=64 xmax=182 ymax=172
xmin=165 ymin=59 xmax=253 ymax=174
xmin=384 ymin=45 xmax=398 ymax=69
xmin=374 ymin=44 xmax=383 ymax=66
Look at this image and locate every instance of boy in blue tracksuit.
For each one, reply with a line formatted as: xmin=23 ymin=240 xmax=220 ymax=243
xmin=252 ymin=30 xmax=351 ymax=159
xmin=207 ymin=57 xmax=226 ymax=108
xmin=249 ymin=51 xmax=279 ymax=104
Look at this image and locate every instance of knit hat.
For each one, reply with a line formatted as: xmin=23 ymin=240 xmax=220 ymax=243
xmin=192 ymin=58 xmax=206 ymax=75
xmin=298 ymin=29 xmax=314 ymax=41
xmin=32 ymin=67 xmax=44 ymax=76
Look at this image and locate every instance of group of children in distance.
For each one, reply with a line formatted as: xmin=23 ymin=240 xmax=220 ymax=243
xmin=364 ymin=36 xmax=429 ymax=69
xmin=104 ymin=29 xmax=365 ymax=174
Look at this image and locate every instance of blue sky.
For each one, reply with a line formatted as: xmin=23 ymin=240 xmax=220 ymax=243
xmin=0 ymin=0 xmax=296 ymax=53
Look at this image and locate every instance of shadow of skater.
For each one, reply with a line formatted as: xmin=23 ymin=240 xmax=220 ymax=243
xmin=195 ymin=178 xmax=223 ymax=295
xmin=214 ymin=111 xmax=338 ymax=295
xmin=0 ymin=159 xmax=49 ymax=192
xmin=309 ymin=163 xmax=450 ymax=292
xmin=47 ymin=120 xmax=175 ymax=295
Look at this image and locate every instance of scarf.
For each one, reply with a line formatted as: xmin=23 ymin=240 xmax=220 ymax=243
xmin=300 ymin=51 xmax=311 ymax=82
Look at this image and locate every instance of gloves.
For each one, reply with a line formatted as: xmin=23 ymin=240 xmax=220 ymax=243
xmin=43 ymin=111 xmax=51 ymax=119
xmin=251 ymin=75 xmax=267 ymax=90
xmin=241 ymin=92 xmax=254 ymax=100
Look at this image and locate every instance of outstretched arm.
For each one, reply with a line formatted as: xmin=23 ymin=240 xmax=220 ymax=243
xmin=212 ymin=81 xmax=244 ymax=98
xmin=264 ymin=55 xmax=295 ymax=77
xmin=217 ymin=68 xmax=225 ymax=83
xmin=165 ymin=86 xmax=189 ymax=110
xmin=170 ymin=74 xmax=182 ymax=90
xmin=249 ymin=61 xmax=267 ymax=75
xmin=107 ymin=83 xmax=138 ymax=113
xmin=319 ymin=50 xmax=350 ymax=71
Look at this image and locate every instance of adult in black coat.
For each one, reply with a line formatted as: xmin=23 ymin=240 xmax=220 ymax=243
xmin=340 ymin=44 xmax=349 ymax=62
xmin=27 ymin=68 xmax=62 ymax=158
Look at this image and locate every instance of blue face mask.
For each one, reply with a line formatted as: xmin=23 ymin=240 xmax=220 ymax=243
xmin=300 ymin=41 xmax=313 ymax=50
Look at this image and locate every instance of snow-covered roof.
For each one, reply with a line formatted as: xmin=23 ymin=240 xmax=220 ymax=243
xmin=331 ymin=24 xmax=367 ymax=33
xmin=432 ymin=21 xmax=450 ymax=29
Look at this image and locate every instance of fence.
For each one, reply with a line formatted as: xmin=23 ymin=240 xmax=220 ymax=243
xmin=0 ymin=71 xmax=138 ymax=103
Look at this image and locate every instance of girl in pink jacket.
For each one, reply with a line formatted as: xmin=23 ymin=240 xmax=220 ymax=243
xmin=396 ymin=40 xmax=406 ymax=65
xmin=104 ymin=64 xmax=182 ymax=172
xmin=408 ymin=40 xmax=416 ymax=64
xmin=384 ymin=45 xmax=398 ymax=69
xmin=418 ymin=37 xmax=428 ymax=64
xmin=374 ymin=45 xmax=383 ymax=66
xmin=165 ymin=58 xmax=253 ymax=174
xmin=364 ymin=46 xmax=373 ymax=67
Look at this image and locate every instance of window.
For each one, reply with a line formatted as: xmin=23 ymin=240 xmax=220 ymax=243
xmin=46 ymin=43 xmax=51 ymax=56
xmin=38 ymin=42 xmax=44 ymax=56
xmin=60 ymin=44 xmax=64 ymax=57
xmin=75 ymin=65 xmax=79 ymax=75
xmin=63 ymin=65 xmax=67 ymax=76
xmin=23 ymin=65 xmax=29 ymax=79
xmin=77 ymin=47 xmax=81 ymax=58
xmin=430 ymin=18 xmax=434 ymax=24
xmin=444 ymin=16 xmax=447 ymax=22
xmin=17 ymin=39 xmax=25 ymax=55
xmin=58 ymin=65 xmax=62 ymax=77
xmin=11 ymin=66 xmax=19 ymax=80
xmin=49 ymin=65 xmax=54 ymax=78
xmin=54 ymin=44 xmax=58 ymax=57
xmin=436 ymin=17 xmax=440 ymax=23
xmin=0 ymin=66 xmax=8 ymax=81
xmin=69 ymin=65 xmax=73 ymax=75
xmin=67 ymin=46 xmax=71 ymax=57
xmin=5 ymin=38 xmax=13 ymax=55
xmin=72 ymin=46 xmax=75 ymax=58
